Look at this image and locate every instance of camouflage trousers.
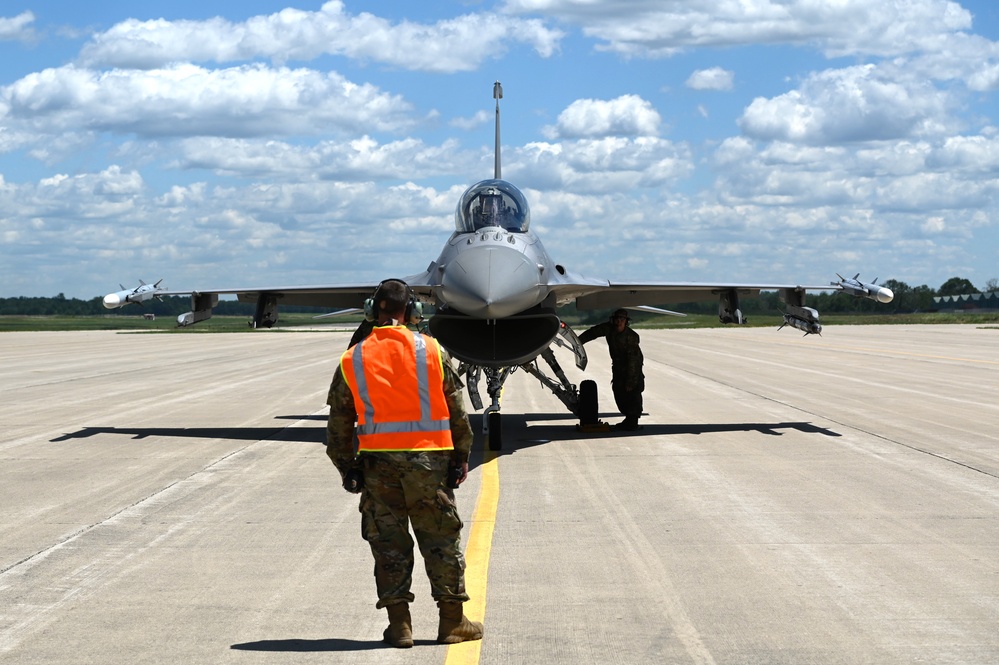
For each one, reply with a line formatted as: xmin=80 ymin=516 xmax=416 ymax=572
xmin=358 ymin=452 xmax=469 ymax=609
xmin=612 ymin=369 xmax=644 ymax=420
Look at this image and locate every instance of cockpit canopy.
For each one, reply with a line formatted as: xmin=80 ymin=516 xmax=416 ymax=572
xmin=455 ymin=179 xmax=531 ymax=233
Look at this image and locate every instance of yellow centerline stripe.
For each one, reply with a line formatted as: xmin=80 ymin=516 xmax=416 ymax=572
xmin=445 ymin=449 xmax=499 ymax=665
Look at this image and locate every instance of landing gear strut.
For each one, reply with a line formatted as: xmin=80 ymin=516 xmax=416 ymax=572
xmin=473 ymin=367 xmax=512 ymax=451
xmin=458 ymin=324 xmax=590 ymax=451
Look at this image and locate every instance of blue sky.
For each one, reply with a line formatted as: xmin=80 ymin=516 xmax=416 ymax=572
xmin=1 ymin=0 xmax=997 ymax=298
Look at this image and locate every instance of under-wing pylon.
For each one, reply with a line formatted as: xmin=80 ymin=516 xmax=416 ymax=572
xmin=105 ymin=83 xmax=893 ymax=449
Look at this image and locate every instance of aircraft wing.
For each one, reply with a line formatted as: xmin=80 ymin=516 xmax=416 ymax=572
xmin=154 ymin=283 xmax=382 ymax=308
xmin=119 ymin=282 xmax=386 ymax=327
xmin=137 ymin=269 xmax=448 ymax=326
xmin=154 ymin=277 xmax=835 ymax=311
xmin=547 ymin=273 xmax=891 ymax=336
xmin=563 ymin=280 xmax=835 ymax=310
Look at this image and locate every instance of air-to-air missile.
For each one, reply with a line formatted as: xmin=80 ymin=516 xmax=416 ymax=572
xmin=102 ymin=279 xmax=166 ymax=309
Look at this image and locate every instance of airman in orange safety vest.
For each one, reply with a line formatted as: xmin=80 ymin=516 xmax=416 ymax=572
xmin=325 ymin=279 xmax=482 ymax=649
xmin=340 ymin=324 xmax=453 ymax=453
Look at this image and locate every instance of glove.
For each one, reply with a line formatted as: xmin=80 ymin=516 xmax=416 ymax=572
xmin=342 ymin=467 xmax=364 ymax=494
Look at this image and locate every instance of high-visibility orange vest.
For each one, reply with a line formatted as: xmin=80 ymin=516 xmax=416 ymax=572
xmin=340 ymin=325 xmax=454 ymax=453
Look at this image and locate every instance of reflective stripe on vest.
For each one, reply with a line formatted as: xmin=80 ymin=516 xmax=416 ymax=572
xmin=342 ymin=327 xmax=453 ymax=452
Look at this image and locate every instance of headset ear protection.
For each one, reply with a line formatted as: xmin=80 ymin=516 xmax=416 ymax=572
xmin=364 ymin=279 xmax=423 ymax=325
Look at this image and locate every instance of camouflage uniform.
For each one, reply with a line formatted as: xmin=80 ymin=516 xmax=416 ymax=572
xmin=578 ymin=320 xmax=645 ymax=423
xmin=347 ymin=319 xmax=376 ymax=348
xmin=326 ymin=340 xmax=474 ymax=609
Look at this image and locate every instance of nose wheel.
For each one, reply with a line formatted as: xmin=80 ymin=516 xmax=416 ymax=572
xmin=577 ymin=379 xmax=598 ymax=425
xmin=486 ymin=409 xmax=503 ymax=451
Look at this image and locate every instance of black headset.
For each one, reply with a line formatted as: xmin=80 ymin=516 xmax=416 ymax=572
xmin=364 ymin=278 xmax=423 ymax=325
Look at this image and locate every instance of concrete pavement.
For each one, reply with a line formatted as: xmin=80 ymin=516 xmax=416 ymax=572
xmin=1 ymin=325 xmax=997 ymax=664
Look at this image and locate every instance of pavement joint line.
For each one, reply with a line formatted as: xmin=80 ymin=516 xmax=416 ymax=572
xmin=688 ymin=332 xmax=999 ymax=366
xmin=0 ymin=460 xmax=233 ymax=579
xmin=0 ymin=412 xmax=322 ymax=579
xmin=669 ymin=363 xmax=999 ymax=482
xmin=0 ymin=413 xmax=328 ymax=653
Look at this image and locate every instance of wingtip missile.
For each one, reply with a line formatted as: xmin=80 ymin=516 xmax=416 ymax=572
xmin=832 ymin=274 xmax=894 ymax=304
xmin=103 ymin=279 xmax=166 ymax=309
xmin=102 ymin=292 xmax=124 ymax=308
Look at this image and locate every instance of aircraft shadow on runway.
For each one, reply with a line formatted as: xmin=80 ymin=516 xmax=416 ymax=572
xmin=230 ymin=637 xmax=444 ymax=651
xmin=472 ymin=412 xmax=842 ymax=462
xmin=50 ymin=423 xmax=325 ymax=444
xmin=231 ymin=637 xmax=390 ymax=652
xmin=50 ymin=413 xmax=839 ymax=463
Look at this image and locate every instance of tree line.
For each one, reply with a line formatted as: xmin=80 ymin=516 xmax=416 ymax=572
xmin=751 ymin=276 xmax=993 ymax=316
xmin=1 ymin=276 xmax=994 ymax=318
xmin=0 ymin=294 xmax=313 ymax=317
xmin=575 ymin=276 xmax=997 ymax=323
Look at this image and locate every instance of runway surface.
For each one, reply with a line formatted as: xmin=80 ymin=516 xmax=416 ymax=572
xmin=1 ymin=325 xmax=997 ymax=664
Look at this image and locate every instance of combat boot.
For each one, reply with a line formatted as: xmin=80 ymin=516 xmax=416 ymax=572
xmin=613 ymin=417 xmax=641 ymax=431
xmin=436 ymin=601 xmax=483 ymax=644
xmin=383 ymin=602 xmax=413 ymax=648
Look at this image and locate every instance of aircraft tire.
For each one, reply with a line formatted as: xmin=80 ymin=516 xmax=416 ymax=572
xmin=578 ymin=379 xmax=598 ymax=425
xmin=487 ymin=411 xmax=502 ymax=451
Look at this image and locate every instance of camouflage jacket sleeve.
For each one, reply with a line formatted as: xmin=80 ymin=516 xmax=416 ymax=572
xmin=441 ymin=349 xmax=474 ymax=464
xmin=578 ymin=321 xmax=611 ymax=345
xmin=325 ymin=364 xmax=358 ymax=478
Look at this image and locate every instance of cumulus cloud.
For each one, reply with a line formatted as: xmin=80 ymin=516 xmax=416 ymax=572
xmin=968 ymin=63 xmax=999 ymax=92
xmin=710 ymin=132 xmax=999 ymax=212
xmin=450 ymin=110 xmax=491 ymax=131
xmin=5 ymin=166 xmax=144 ymax=225
xmin=900 ymin=32 xmax=999 ymax=92
xmin=3 ymin=2 xmax=996 ymax=298
xmin=503 ymin=1 xmax=997 ymax=102
xmin=2 ymin=64 xmax=415 ymax=138
xmin=0 ymin=169 xmax=461 ymax=297
xmin=739 ymin=64 xmax=953 ymax=144
xmin=79 ymin=1 xmax=563 ymax=72
xmin=0 ymin=11 xmax=34 ymax=41
xmin=544 ymin=95 xmax=661 ymax=139
xmin=175 ymin=135 xmax=477 ymax=181
xmin=927 ymin=135 xmax=999 ymax=172
xmin=686 ymin=67 xmax=734 ymax=91
xmin=502 ymin=0 xmax=971 ymax=59
xmin=510 ymin=137 xmax=692 ymax=193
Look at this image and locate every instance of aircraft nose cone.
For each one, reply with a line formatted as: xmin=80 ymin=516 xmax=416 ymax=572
xmin=103 ymin=293 xmax=121 ymax=309
xmin=440 ymin=245 xmax=544 ymax=318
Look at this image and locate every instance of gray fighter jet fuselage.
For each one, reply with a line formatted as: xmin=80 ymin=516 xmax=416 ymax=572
xmin=420 ymin=178 xmax=596 ymax=368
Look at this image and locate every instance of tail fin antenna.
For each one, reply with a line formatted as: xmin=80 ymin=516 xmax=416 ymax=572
xmin=493 ymin=81 xmax=503 ymax=179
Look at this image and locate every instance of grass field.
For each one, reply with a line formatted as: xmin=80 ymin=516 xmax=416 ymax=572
xmin=0 ymin=313 xmax=359 ymax=332
xmin=639 ymin=311 xmax=999 ymax=329
xmin=2 ymin=310 xmax=998 ymax=333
